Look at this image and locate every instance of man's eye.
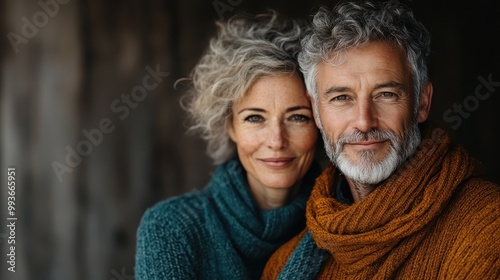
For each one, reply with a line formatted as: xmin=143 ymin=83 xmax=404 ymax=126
xmin=331 ymin=95 xmax=349 ymax=102
xmin=288 ymin=114 xmax=311 ymax=123
xmin=381 ymin=92 xmax=397 ymax=98
xmin=244 ymin=115 xmax=264 ymax=123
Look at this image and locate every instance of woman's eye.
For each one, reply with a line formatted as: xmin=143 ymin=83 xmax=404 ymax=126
xmin=244 ymin=115 xmax=264 ymax=123
xmin=288 ymin=114 xmax=311 ymax=123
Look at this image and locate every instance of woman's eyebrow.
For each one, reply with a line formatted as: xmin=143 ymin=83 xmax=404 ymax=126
xmin=238 ymin=106 xmax=311 ymax=114
xmin=237 ymin=108 xmax=266 ymax=114
xmin=286 ymin=106 xmax=312 ymax=112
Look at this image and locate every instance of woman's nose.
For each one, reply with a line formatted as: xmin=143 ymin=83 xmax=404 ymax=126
xmin=266 ymin=121 xmax=287 ymax=150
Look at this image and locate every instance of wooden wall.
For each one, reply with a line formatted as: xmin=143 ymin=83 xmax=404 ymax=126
xmin=1 ymin=0 xmax=498 ymax=279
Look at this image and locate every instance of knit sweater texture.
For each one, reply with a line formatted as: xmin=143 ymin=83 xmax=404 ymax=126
xmin=135 ymin=158 xmax=321 ymax=279
xmin=262 ymin=122 xmax=500 ymax=279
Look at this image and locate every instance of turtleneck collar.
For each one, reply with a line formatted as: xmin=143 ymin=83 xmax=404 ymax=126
xmin=207 ymin=158 xmax=322 ymax=277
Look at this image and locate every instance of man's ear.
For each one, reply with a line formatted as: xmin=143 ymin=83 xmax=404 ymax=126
xmin=307 ymin=93 xmax=321 ymax=128
xmin=417 ymin=82 xmax=433 ymax=123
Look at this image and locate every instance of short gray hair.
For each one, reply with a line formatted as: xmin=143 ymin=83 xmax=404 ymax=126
xmin=299 ymin=0 xmax=431 ymax=117
xmin=181 ymin=11 xmax=305 ymax=164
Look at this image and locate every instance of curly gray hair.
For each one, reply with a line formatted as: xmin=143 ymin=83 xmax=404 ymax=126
xmin=299 ymin=0 xmax=431 ymax=118
xmin=181 ymin=11 xmax=306 ymax=164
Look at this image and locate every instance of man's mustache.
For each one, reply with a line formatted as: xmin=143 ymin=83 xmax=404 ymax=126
xmin=336 ymin=129 xmax=396 ymax=147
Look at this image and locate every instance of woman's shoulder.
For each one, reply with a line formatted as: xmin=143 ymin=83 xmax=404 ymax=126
xmin=137 ymin=190 xmax=213 ymax=237
xmin=135 ymin=190 xmax=215 ymax=278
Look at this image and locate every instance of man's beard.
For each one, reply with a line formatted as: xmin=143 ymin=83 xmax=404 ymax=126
xmin=321 ymin=122 xmax=421 ymax=185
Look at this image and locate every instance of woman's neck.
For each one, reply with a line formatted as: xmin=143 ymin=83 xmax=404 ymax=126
xmin=248 ymin=178 xmax=301 ymax=210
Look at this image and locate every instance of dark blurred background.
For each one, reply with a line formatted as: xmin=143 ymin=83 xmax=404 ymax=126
xmin=0 ymin=0 xmax=499 ymax=279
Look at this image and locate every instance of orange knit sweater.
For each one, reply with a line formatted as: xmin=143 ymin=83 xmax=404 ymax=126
xmin=262 ymin=123 xmax=500 ymax=279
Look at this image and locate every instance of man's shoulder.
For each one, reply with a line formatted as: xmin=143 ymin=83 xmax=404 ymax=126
xmin=459 ymin=177 xmax=500 ymax=207
xmin=439 ymin=178 xmax=500 ymax=276
xmin=449 ymin=177 xmax=500 ymax=232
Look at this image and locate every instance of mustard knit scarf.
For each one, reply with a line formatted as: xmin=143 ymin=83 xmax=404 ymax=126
xmin=278 ymin=122 xmax=480 ymax=279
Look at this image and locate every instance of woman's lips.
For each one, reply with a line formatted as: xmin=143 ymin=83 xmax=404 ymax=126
xmin=259 ymin=157 xmax=295 ymax=168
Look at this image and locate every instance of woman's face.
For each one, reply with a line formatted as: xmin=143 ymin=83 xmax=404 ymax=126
xmin=228 ymin=73 xmax=318 ymax=197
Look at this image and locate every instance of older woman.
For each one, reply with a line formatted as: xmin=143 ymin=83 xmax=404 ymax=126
xmin=134 ymin=11 xmax=322 ymax=279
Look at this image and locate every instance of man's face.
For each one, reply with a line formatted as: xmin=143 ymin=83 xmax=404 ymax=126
xmin=314 ymin=41 xmax=431 ymax=184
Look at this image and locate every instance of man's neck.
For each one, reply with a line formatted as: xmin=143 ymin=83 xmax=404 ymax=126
xmin=345 ymin=176 xmax=377 ymax=202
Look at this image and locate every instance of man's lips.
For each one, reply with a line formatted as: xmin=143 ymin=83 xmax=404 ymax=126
xmin=345 ymin=140 xmax=388 ymax=149
xmin=259 ymin=157 xmax=295 ymax=168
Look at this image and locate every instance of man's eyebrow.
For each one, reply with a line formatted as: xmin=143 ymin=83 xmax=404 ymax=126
xmin=323 ymin=86 xmax=350 ymax=96
xmin=322 ymin=81 xmax=405 ymax=96
xmin=374 ymin=81 xmax=405 ymax=90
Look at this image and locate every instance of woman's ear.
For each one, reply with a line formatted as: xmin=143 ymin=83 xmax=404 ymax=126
xmin=226 ymin=119 xmax=236 ymax=142
xmin=417 ymin=82 xmax=433 ymax=123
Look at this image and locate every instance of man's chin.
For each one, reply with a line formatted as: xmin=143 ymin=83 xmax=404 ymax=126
xmin=336 ymin=159 xmax=396 ymax=185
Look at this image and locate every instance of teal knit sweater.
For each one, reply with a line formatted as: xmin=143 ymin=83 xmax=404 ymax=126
xmin=135 ymin=158 xmax=321 ymax=279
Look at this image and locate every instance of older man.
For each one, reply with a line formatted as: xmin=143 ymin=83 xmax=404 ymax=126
xmin=262 ymin=1 xmax=500 ymax=279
